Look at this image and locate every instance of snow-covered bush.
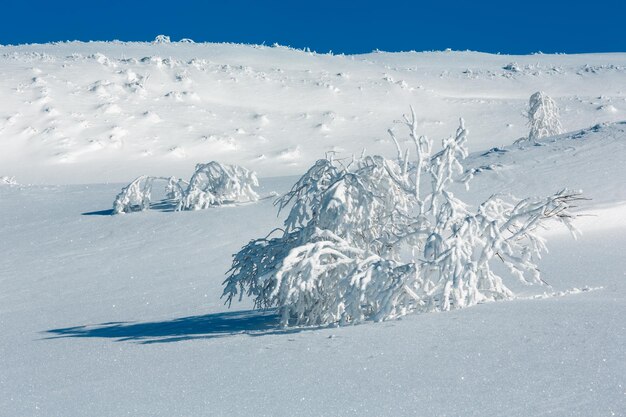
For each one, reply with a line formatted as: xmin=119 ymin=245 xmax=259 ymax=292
xmin=223 ymin=109 xmax=582 ymax=327
xmin=113 ymin=175 xmax=185 ymax=214
xmin=525 ymin=91 xmax=564 ymax=142
xmin=503 ymin=62 xmax=521 ymax=72
xmin=179 ymin=162 xmax=259 ymax=210
xmin=153 ymin=35 xmax=171 ymax=44
xmin=113 ymin=162 xmax=259 ymax=214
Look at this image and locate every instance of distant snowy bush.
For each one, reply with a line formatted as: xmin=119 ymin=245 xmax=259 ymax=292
xmin=223 ymin=109 xmax=582 ymax=327
xmin=524 ymin=91 xmax=564 ymax=143
xmin=153 ymin=35 xmax=171 ymax=44
xmin=179 ymin=162 xmax=259 ymax=210
xmin=503 ymin=62 xmax=521 ymax=72
xmin=113 ymin=175 xmax=185 ymax=214
xmin=113 ymin=162 xmax=259 ymax=214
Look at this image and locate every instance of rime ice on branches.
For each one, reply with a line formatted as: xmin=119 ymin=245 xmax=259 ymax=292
xmin=224 ymin=110 xmax=582 ymax=327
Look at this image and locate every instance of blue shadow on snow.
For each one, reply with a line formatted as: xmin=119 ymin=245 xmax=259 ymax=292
xmin=43 ymin=309 xmax=302 ymax=344
xmin=81 ymin=199 xmax=179 ymax=216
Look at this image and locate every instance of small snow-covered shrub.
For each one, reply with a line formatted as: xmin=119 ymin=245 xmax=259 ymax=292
xmin=503 ymin=62 xmax=521 ymax=72
xmin=525 ymin=91 xmax=564 ymax=142
xmin=223 ymin=108 xmax=582 ymax=327
xmin=113 ymin=175 xmax=152 ymax=213
xmin=113 ymin=175 xmax=185 ymax=214
xmin=113 ymin=162 xmax=259 ymax=214
xmin=179 ymin=162 xmax=259 ymax=210
xmin=153 ymin=35 xmax=171 ymax=44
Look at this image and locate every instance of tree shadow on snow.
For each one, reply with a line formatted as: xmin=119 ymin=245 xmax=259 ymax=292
xmin=81 ymin=199 xmax=179 ymax=216
xmin=82 ymin=209 xmax=115 ymax=216
xmin=43 ymin=309 xmax=310 ymax=344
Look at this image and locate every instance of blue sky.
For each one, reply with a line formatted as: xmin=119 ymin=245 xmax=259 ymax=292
xmin=1 ymin=0 xmax=624 ymax=54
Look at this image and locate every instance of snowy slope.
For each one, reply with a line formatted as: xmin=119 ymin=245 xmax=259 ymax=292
xmin=1 ymin=42 xmax=625 ymax=184
xmin=1 ymin=42 xmax=625 ymax=417
xmin=462 ymin=121 xmax=626 ymax=206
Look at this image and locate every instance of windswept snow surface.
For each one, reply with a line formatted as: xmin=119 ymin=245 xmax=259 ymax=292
xmin=1 ymin=42 xmax=625 ymax=416
xmin=1 ymin=42 xmax=625 ymax=184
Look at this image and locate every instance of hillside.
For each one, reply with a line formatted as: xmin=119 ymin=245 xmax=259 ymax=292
xmin=1 ymin=42 xmax=625 ymax=183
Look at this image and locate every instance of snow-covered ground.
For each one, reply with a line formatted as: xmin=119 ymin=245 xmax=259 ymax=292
xmin=1 ymin=42 xmax=625 ymax=184
xmin=1 ymin=42 xmax=625 ymax=416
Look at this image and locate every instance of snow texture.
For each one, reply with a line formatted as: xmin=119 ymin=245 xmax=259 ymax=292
xmin=1 ymin=41 xmax=625 ymax=417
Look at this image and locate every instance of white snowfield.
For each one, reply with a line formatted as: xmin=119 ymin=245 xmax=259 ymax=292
xmin=1 ymin=42 xmax=626 ymax=184
xmin=0 ymin=42 xmax=625 ymax=417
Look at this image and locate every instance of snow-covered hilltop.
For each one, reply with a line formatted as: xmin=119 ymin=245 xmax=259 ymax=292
xmin=1 ymin=41 xmax=625 ymax=184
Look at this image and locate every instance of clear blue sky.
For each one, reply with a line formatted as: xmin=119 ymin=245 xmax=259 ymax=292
xmin=1 ymin=0 xmax=624 ymax=54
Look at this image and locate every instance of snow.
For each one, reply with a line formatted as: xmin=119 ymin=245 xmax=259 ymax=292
xmin=0 ymin=41 xmax=625 ymax=416
xmin=1 ymin=42 xmax=625 ymax=184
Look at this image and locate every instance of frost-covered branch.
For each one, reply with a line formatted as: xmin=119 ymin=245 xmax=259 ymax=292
xmin=524 ymin=91 xmax=564 ymax=143
xmin=114 ymin=175 xmax=157 ymax=214
xmin=112 ymin=161 xmax=259 ymax=214
xmin=180 ymin=161 xmax=259 ymax=210
xmin=223 ymin=110 xmax=582 ymax=326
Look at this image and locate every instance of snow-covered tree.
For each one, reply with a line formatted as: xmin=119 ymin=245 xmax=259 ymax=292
xmin=223 ymin=111 xmax=582 ymax=327
xmin=179 ymin=162 xmax=259 ymax=210
xmin=526 ymin=91 xmax=564 ymax=142
xmin=113 ymin=175 xmax=154 ymax=214
xmin=113 ymin=175 xmax=185 ymax=214
xmin=113 ymin=162 xmax=259 ymax=214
